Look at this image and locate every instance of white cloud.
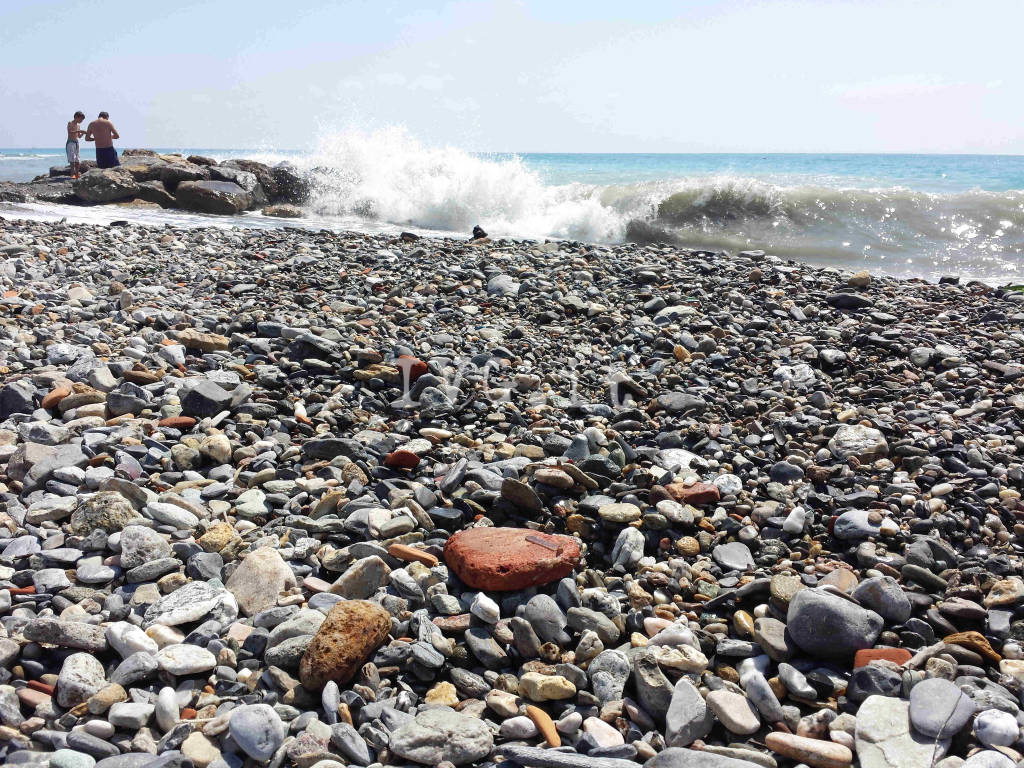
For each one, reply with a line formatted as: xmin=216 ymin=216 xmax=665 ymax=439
xmin=377 ymin=72 xmax=408 ymax=87
xmin=442 ymin=96 xmax=478 ymax=114
xmin=374 ymin=72 xmax=450 ymax=91
xmin=410 ymin=74 xmax=450 ymax=91
xmin=830 ymin=74 xmax=964 ymax=100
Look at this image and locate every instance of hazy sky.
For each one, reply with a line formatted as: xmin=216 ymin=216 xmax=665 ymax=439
xmin=1 ymin=0 xmax=1021 ymax=153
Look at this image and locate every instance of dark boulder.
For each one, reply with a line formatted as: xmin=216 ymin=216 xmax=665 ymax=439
xmin=73 ymin=168 xmax=138 ymax=203
xmin=160 ymin=163 xmax=210 ymax=191
xmin=222 ymin=159 xmax=278 ymax=199
xmin=271 ymin=163 xmax=311 ymax=204
xmin=209 ymin=166 xmax=267 ymax=206
xmin=0 ymin=183 xmax=30 ymax=203
xmin=135 ymin=180 xmax=176 ymax=208
xmin=120 ymin=156 xmax=167 ymax=182
xmin=174 ymin=181 xmax=252 ymax=215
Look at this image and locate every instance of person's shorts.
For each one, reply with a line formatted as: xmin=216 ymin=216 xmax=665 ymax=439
xmin=96 ymin=146 xmax=120 ymax=168
xmin=65 ymin=140 xmax=79 ymax=164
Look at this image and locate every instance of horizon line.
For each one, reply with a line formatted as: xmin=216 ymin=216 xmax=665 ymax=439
xmin=2 ymin=147 xmax=1024 ymax=158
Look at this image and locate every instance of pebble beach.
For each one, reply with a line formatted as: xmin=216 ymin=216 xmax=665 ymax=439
xmin=1 ymin=212 xmax=1024 ymax=768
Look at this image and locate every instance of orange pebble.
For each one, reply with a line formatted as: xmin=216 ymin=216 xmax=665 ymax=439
xmin=526 ymin=705 xmax=560 ymax=747
xmin=387 ymin=543 xmax=439 ymax=567
xmin=41 ymin=386 xmax=71 ymax=410
xmin=158 ymin=416 xmax=197 ymax=430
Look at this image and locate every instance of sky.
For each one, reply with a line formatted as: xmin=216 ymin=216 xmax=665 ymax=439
xmin=1 ymin=0 xmax=1022 ymax=153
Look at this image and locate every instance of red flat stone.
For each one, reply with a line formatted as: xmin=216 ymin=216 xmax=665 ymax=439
xmin=399 ymin=355 xmax=429 ymax=382
xmin=158 ymin=416 xmax=197 ymax=430
xmin=27 ymin=681 xmax=55 ymax=695
xmin=443 ymin=527 xmax=581 ymax=591
xmin=384 ymin=449 xmax=420 ymax=469
xmin=665 ymin=482 xmax=721 ymax=506
xmin=854 ymin=648 xmax=912 ymax=668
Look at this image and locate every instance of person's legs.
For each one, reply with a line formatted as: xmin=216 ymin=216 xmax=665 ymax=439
xmin=66 ymin=141 xmax=80 ymax=178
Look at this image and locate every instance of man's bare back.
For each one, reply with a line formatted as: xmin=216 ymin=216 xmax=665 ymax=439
xmin=85 ymin=118 xmax=119 ymax=148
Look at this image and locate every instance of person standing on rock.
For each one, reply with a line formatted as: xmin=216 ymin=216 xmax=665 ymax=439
xmin=66 ymin=111 xmax=86 ymax=179
xmin=85 ymin=111 xmax=121 ymax=169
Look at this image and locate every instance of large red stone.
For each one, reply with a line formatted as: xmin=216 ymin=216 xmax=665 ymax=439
xmin=443 ymin=527 xmax=582 ymax=591
xmin=665 ymin=482 xmax=721 ymax=506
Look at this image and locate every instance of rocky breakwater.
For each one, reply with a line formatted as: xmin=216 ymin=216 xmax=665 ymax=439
xmin=0 ymin=149 xmax=310 ymax=218
xmin=0 ymin=217 xmax=1023 ymax=768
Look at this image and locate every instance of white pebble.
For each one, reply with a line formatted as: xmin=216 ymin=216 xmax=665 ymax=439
xmin=469 ymin=592 xmax=499 ymax=624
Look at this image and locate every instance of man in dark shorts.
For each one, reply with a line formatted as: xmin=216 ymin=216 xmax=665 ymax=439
xmin=85 ymin=111 xmax=121 ymax=168
xmin=66 ymin=111 xmax=86 ymax=178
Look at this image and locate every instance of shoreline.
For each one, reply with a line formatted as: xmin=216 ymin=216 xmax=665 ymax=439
xmin=4 ymin=147 xmax=1024 ymax=285
xmin=0 ymin=213 xmax=1023 ymax=767
xmin=0 ymin=204 xmax=1018 ymax=289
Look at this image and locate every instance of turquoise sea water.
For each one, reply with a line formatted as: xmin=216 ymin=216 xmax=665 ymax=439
xmin=3 ymin=142 xmax=1024 ymax=281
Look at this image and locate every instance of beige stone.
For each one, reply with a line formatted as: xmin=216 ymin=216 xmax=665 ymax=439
xmin=182 ymin=732 xmax=222 ymax=768
xmin=519 ymin=672 xmax=576 ymax=701
xmin=766 ymin=732 xmax=852 ymax=768
xmin=424 ymin=681 xmax=459 ymax=706
xmin=225 ymin=547 xmax=297 ymax=616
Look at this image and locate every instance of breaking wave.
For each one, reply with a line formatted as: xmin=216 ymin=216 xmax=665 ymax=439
xmin=283 ymin=129 xmax=1024 ymax=275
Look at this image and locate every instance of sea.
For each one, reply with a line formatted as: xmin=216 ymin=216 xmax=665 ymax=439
xmin=3 ymin=129 xmax=1024 ymax=283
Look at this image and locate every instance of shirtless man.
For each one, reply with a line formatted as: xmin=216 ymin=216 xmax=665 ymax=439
xmin=85 ymin=111 xmax=121 ymax=169
xmin=66 ymin=111 xmax=85 ymax=179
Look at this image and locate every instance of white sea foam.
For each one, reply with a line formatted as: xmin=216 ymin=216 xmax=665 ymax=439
xmin=0 ymin=153 xmax=59 ymax=161
xmin=297 ymin=127 xmax=631 ymax=242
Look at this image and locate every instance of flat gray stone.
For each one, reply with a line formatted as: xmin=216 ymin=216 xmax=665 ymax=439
xmin=645 ymin=747 xmax=763 ymax=767
xmin=853 ymin=576 xmax=912 ymax=623
xmin=855 ymin=695 xmax=948 ymax=768
xmin=665 ymin=678 xmax=714 ymax=747
xmin=229 ymin=703 xmax=285 ymax=761
xmin=24 ymin=618 xmax=108 ymax=652
xmin=712 ymin=542 xmax=755 ymax=572
xmin=909 ymin=678 xmax=976 ymax=739
xmin=389 ymin=707 xmax=493 ymax=766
